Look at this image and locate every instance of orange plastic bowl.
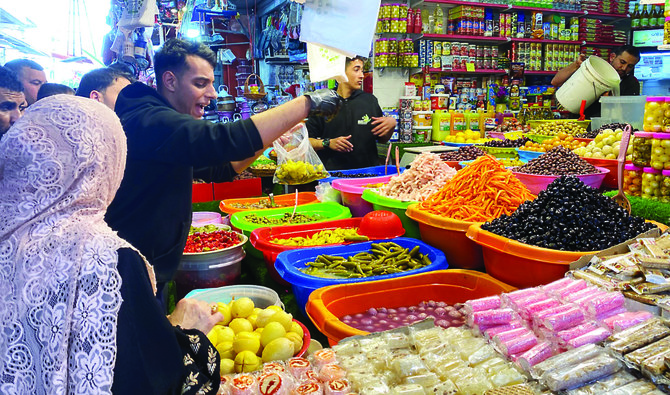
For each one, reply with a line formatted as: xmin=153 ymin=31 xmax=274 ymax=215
xmin=405 ymin=204 xmax=484 ymax=270
xmin=219 ymin=192 xmax=318 ymax=215
xmin=466 ymin=224 xmax=602 ymax=288
xmin=581 ymin=157 xmax=631 ymax=190
xmin=306 ymin=269 xmax=516 ymax=346
xmin=442 ymin=160 xmax=463 ymax=171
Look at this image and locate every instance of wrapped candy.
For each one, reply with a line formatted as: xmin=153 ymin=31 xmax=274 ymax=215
xmin=293 ymin=381 xmax=323 ymax=395
xmin=532 ymin=304 xmax=573 ymax=323
xmin=263 ymin=362 xmax=287 ymax=374
xmin=551 ymin=279 xmax=588 ymax=300
xmin=564 ymin=370 xmax=636 ymax=395
xmin=470 ymin=308 xmax=516 ymax=326
xmin=257 ymin=372 xmax=294 ymax=395
xmin=602 ymin=311 xmax=653 ymax=332
xmin=585 ymin=292 xmax=625 ymax=316
xmin=521 ymin=298 xmax=561 ymax=319
xmin=532 ymin=344 xmax=602 ymax=379
xmin=499 ymin=332 xmax=538 ymax=357
xmin=230 ymin=373 xmax=257 ymax=395
xmin=312 ymin=349 xmax=337 ymax=368
xmin=464 ymin=295 xmax=501 ymax=312
xmin=492 ymin=327 xmax=532 ymax=344
xmin=482 ymin=320 xmax=526 ymax=339
xmin=508 ymin=293 xmax=550 ymax=311
xmin=608 ymin=319 xmax=670 ymax=354
xmin=542 ymin=306 xmax=585 ymax=332
xmin=608 ymin=379 xmax=662 ymax=394
xmin=564 ymin=286 xmax=602 ymax=303
xmin=542 ymin=277 xmax=579 ymax=292
xmin=324 ymin=379 xmax=350 ymax=395
xmin=566 ymin=327 xmax=612 ymax=349
xmin=556 ymin=322 xmax=600 ymax=345
xmin=502 ymin=288 xmax=543 ymax=305
xmin=288 ymin=357 xmax=312 ymax=378
xmin=318 ymin=364 xmax=346 ymax=382
xmin=542 ymin=353 xmax=622 ymax=392
xmin=516 ymin=341 xmax=554 ymax=372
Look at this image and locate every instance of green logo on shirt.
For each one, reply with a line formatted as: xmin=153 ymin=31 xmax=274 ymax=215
xmin=358 ymin=114 xmax=371 ymax=125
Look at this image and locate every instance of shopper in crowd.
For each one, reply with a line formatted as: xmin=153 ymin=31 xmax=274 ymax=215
xmin=0 ymin=66 xmax=26 ymax=138
xmin=306 ymin=56 xmax=396 ymax=170
xmin=0 ymin=95 xmax=223 ymax=394
xmin=4 ymin=58 xmax=47 ymax=107
xmin=551 ymin=45 xmax=640 ymax=118
xmin=76 ymin=67 xmax=134 ymax=109
xmin=36 ymin=82 xmax=75 ymax=101
xmin=106 ymin=38 xmax=341 ymax=297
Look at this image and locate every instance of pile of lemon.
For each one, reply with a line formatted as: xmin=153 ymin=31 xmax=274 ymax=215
xmin=443 ymin=130 xmax=489 ymax=144
xmin=207 ymin=297 xmax=304 ymax=375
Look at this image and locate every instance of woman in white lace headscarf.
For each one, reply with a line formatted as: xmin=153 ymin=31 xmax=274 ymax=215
xmin=0 ymin=95 xmax=221 ymax=394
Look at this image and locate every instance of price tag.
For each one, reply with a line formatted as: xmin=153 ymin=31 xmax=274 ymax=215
xmin=466 ymin=62 xmax=476 ymax=72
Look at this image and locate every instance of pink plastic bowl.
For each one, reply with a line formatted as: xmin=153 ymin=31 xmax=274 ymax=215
xmin=192 ymin=211 xmax=223 ymax=226
xmin=512 ymin=166 xmax=610 ymax=195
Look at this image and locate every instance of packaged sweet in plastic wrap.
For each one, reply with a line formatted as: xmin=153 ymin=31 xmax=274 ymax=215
xmin=531 ymin=344 xmax=602 ymax=379
xmin=608 ymin=319 xmax=670 ymax=354
xmin=564 ymin=370 xmax=637 ymax=395
xmin=541 ymin=353 xmax=622 ymax=392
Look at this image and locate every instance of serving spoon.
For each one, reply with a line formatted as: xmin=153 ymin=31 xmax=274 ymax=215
xmin=611 ymin=124 xmax=632 ymax=214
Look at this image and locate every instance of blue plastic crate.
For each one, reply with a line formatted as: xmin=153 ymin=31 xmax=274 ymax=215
xmin=319 ymin=165 xmax=406 ymax=184
xmin=275 ymin=237 xmax=448 ymax=317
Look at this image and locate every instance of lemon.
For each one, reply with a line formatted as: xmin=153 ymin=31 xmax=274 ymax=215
xmin=220 ymin=358 xmax=235 ymax=375
xmin=269 ymin=311 xmax=293 ymax=332
xmin=233 ymin=331 xmax=261 ymax=354
xmin=218 ymin=326 xmax=235 ymax=343
xmin=289 ymin=321 xmax=304 ymax=339
xmin=229 ymin=318 xmax=253 ymax=334
xmin=235 ymin=350 xmax=262 ymax=373
xmin=231 ymin=297 xmax=255 ymax=319
xmin=261 ymin=337 xmax=295 ymax=363
xmin=216 ymin=341 xmax=235 ymax=360
xmin=247 ymin=314 xmax=258 ymax=328
xmin=260 ymin=322 xmax=286 ymax=348
xmin=285 ymin=331 xmax=303 ymax=354
xmin=215 ymin=302 xmax=232 ymax=325
xmin=265 ymin=305 xmax=283 ymax=313
xmin=253 ymin=307 xmax=262 ymax=315
xmin=255 ymin=308 xmax=277 ymax=328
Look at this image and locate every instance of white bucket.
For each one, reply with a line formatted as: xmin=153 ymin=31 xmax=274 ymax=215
xmin=556 ymin=56 xmax=621 ymax=114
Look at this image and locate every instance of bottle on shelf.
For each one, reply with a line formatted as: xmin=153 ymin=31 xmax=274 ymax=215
xmin=641 ymin=5 xmax=650 ymax=30
xmin=650 ymin=5 xmax=659 ymax=29
xmin=434 ymin=5 xmax=444 ymax=35
xmin=414 ymin=8 xmax=422 ymax=34
xmin=631 ymin=4 xmax=640 ymax=31
xmin=654 ymin=5 xmax=664 ymax=29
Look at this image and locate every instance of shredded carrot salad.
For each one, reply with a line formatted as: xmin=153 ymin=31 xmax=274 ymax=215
xmin=418 ymin=155 xmax=536 ymax=222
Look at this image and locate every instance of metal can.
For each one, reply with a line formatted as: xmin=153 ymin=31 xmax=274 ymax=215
xmin=460 ymin=43 xmax=469 ymax=56
xmin=476 ymin=45 xmax=483 ymax=58
xmin=432 ymin=54 xmax=441 ymax=69
xmin=491 ymin=46 xmax=499 ymax=58
xmin=492 ymin=57 xmax=498 ymax=69
xmin=468 ymin=44 xmax=477 ymax=57
xmin=451 ymin=42 xmax=460 ymax=56
xmin=483 ymin=57 xmax=492 ymax=69
xmin=483 ymin=46 xmax=491 ymax=58
xmin=434 ymin=41 xmax=442 ymax=55
xmin=475 ymin=57 xmax=483 ymax=70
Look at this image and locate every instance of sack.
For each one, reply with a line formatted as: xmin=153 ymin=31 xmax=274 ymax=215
xmin=118 ymin=0 xmax=159 ymax=30
xmin=273 ymin=124 xmax=329 ymax=184
xmin=300 ymin=0 xmax=381 ymax=57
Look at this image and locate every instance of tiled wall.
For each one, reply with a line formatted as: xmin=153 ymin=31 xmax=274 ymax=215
xmin=373 ymin=68 xmax=409 ymax=108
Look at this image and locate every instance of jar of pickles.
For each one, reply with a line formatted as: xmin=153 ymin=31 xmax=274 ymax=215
xmin=650 ymin=132 xmax=670 ymax=170
xmin=643 ymin=97 xmax=669 ymax=132
xmin=388 ymin=38 xmax=398 ymax=54
xmin=379 ymin=3 xmax=391 ymax=19
xmin=375 ymin=53 xmax=388 ymax=68
xmin=662 ymin=170 xmax=670 ymax=202
xmin=632 ymin=131 xmax=653 ymax=167
xmin=399 ymin=4 xmax=409 ymax=19
xmin=388 ymin=53 xmax=398 ymax=67
xmin=642 ymin=167 xmax=663 ymax=199
xmin=390 ymin=3 xmax=400 ymax=19
xmin=623 ymin=164 xmax=643 ymax=197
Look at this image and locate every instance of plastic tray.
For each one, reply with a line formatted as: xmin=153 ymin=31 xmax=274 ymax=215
xmin=405 ymin=204 xmax=484 ymax=270
xmin=581 ymin=157 xmax=630 ymax=189
xmin=230 ymin=202 xmax=352 ymax=259
xmin=526 ymin=134 xmax=555 ymax=144
xmin=466 ymin=224 xmax=598 ymax=288
xmin=479 ymin=146 xmax=518 ymax=159
xmin=319 ymin=165 xmax=405 ymax=184
xmin=442 ymin=142 xmax=474 ymax=147
xmin=527 ymin=119 xmax=591 ymax=130
xmin=517 ymin=149 xmax=544 ymax=162
xmin=219 ymin=192 xmax=318 ymax=215
xmin=442 ymin=160 xmax=463 ymax=170
xmin=249 ymin=217 xmax=405 ymax=285
xmin=512 ymin=166 xmax=610 ymax=194
xmin=274 ymin=237 xmax=448 ymax=317
xmin=332 ymin=175 xmax=394 ymax=217
xmin=362 ymin=189 xmax=421 ymax=239
xmin=306 ymin=270 xmax=516 ymax=345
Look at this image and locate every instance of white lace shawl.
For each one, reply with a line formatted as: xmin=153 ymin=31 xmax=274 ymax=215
xmin=0 ymin=95 xmax=154 ymax=394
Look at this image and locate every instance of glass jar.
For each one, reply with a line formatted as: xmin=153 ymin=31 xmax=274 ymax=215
xmin=380 ymin=18 xmax=391 ymax=33
xmin=390 ymin=3 xmax=400 ymax=19
xmin=388 ymin=53 xmax=398 ymax=67
xmin=662 ymin=170 xmax=670 ymax=202
xmin=665 ymin=17 xmax=670 ymax=45
xmin=642 ymin=167 xmax=663 ymax=200
xmin=388 ymin=38 xmax=398 ymax=53
xmin=650 ymin=132 xmax=670 ymax=170
xmin=399 ymin=4 xmax=409 ymax=19
xmin=644 ymin=97 xmax=666 ymax=132
xmin=623 ymin=164 xmax=643 ymax=197
xmin=376 ymin=53 xmax=388 ymax=68
xmin=632 ymin=131 xmax=654 ymax=167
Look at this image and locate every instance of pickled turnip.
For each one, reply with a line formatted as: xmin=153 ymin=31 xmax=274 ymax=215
xmin=339 ymin=301 xmax=469 ymax=332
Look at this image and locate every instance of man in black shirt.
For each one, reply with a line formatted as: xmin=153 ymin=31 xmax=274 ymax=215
xmin=552 ymin=45 xmax=641 ymax=118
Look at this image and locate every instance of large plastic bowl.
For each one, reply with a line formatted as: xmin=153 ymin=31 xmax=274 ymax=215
xmin=466 ymin=224 xmax=600 ymax=288
xmin=230 ymin=202 xmax=352 ymax=259
xmin=442 ymin=160 xmax=463 ymax=170
xmin=306 ymin=269 xmax=516 ymax=346
xmin=512 ymin=166 xmax=610 ymax=195
xmin=362 ymin=189 xmax=421 ymax=239
xmin=582 ymin=157 xmax=630 ymax=189
xmin=249 ymin=215 xmax=405 ymax=285
xmin=219 ymin=192 xmax=318 ymax=215
xmin=275 ymin=238 xmax=448 ymax=317
xmin=175 ymin=232 xmax=248 ymax=299
xmin=192 ymin=211 xmax=223 ymax=226
xmin=405 ymin=204 xmax=484 ymax=269
xmin=527 ymin=119 xmax=591 ymax=130
xmin=332 ymin=175 xmax=393 ymax=217
xmin=517 ymin=149 xmax=544 ymax=162
xmin=319 ymin=165 xmax=405 ymax=184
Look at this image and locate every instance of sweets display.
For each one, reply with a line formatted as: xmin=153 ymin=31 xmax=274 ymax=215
xmin=377 ymin=152 xmax=457 ymax=202
xmin=300 ymin=241 xmax=432 ymax=278
xmin=482 ymin=176 xmax=656 ymax=251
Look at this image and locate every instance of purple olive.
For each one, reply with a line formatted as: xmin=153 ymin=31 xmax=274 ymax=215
xmin=437 ymin=302 xmax=447 ymax=308
xmin=378 ymin=319 xmax=388 ymax=325
xmin=417 ymin=313 xmax=428 ymax=320
xmin=408 ymin=306 xmax=417 ymax=312
xmin=427 ymin=300 xmax=437 ymax=307
xmin=367 ymin=308 xmax=378 ymax=316
xmin=376 ymin=312 xmax=387 ymax=319
xmin=397 ymin=307 xmax=408 ymax=313
xmin=363 ymin=325 xmax=375 ymax=332
xmin=391 ymin=316 xmax=401 ymax=322
xmin=342 ymin=315 xmax=352 ymax=321
xmin=387 ymin=308 xmax=397 ymax=315
xmin=448 ymin=310 xmax=462 ymax=318
xmin=406 ymin=314 xmax=417 ymax=322
xmin=354 ymin=313 xmax=364 ymax=319
xmin=417 ymin=306 xmax=426 ymax=312
xmin=434 ymin=307 xmax=447 ymax=316
xmin=378 ymin=307 xmax=388 ymax=313
xmin=361 ymin=318 xmax=373 ymax=326
xmin=435 ymin=319 xmax=450 ymax=328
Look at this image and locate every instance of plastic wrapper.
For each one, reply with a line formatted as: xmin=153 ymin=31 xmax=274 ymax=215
xmin=404 ymin=372 xmax=440 ymax=388
xmin=572 ymin=269 xmax=619 ymax=290
xmin=489 ymin=366 xmax=526 ymax=387
xmin=385 ymin=332 xmax=411 ymax=350
xmin=492 ymin=327 xmax=532 ymax=344
xmin=230 ymin=373 xmax=259 ymax=395
xmin=475 ymin=357 xmax=508 ymax=374
xmin=608 ymin=379 xmax=661 ymax=394
xmin=391 ymin=383 xmax=426 ymax=395
xmin=556 ymin=321 xmax=600 ymax=345
xmin=288 ymin=357 xmax=313 ymax=378
xmin=541 ymin=353 xmax=622 ymax=392
xmin=532 ymin=303 xmax=573 ymax=324
xmin=641 ymin=347 xmax=670 ymax=376
xmin=499 ymin=332 xmax=538 ymax=357
xmin=593 ymin=306 xmax=627 ymax=322
xmin=502 ymin=288 xmax=543 ymax=306
xmin=608 ymin=321 xmax=670 ymax=354
xmin=609 ymin=317 xmax=666 ymax=342
xmin=542 ymin=306 xmax=585 ymax=332
xmin=335 ymin=354 xmax=366 ymax=370
xmin=391 ymin=354 xmax=429 ymax=377
xmin=603 ymin=311 xmax=654 ymax=333
xmin=470 ymin=308 xmax=517 ymax=326
xmin=331 ymin=341 xmax=361 ymax=356
xmin=262 ymin=361 xmax=288 ymax=375
xmin=567 ymin=327 xmax=612 ymax=349
xmin=427 ymin=379 xmax=458 ymax=395
xmin=300 ymin=370 xmax=321 ymax=384
xmin=257 ymin=372 xmax=295 ymax=395
xmin=293 ymin=381 xmax=323 ymax=394
xmin=531 ymin=344 xmax=602 ymax=379
xmin=572 ymin=290 xmax=608 ymax=309
xmin=324 ymin=378 xmax=350 ymax=395
xmin=516 ymin=341 xmax=554 ymax=372
xmin=564 ymin=286 xmax=602 ymax=303
xmin=551 ymin=279 xmax=588 ymax=299
xmin=455 ymin=375 xmax=494 ymax=395
xmin=564 ymin=370 xmax=637 ymax=395
xmin=467 ymin=344 xmax=498 ymax=366
xmin=520 ymin=298 xmax=561 ymax=320
xmin=542 ymin=277 xmax=579 ymax=292
xmin=624 ymin=336 xmax=670 ymax=367
xmin=465 ymin=295 xmax=502 ymax=313
xmin=585 ymin=292 xmax=625 ymax=316
xmin=482 ymin=320 xmax=526 ymax=339
xmin=312 ymin=349 xmax=337 ymax=368
xmin=272 ymin=124 xmax=329 ymax=184
xmin=508 ymin=293 xmax=550 ymax=311
xmin=318 ymin=364 xmax=346 ymax=382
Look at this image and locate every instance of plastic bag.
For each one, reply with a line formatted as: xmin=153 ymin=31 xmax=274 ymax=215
xmin=118 ymin=0 xmax=159 ymax=30
xmin=315 ymin=182 xmax=341 ymax=203
xmin=273 ymin=124 xmax=329 ymax=184
xmin=306 ymin=42 xmax=348 ymax=83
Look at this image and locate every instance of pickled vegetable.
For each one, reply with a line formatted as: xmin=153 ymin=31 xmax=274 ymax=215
xmin=275 ymin=160 xmax=328 ymax=184
xmin=229 ymin=199 xmax=288 ymax=209
xmin=244 ymin=212 xmax=323 ymax=225
xmin=270 ymin=228 xmax=368 ymax=246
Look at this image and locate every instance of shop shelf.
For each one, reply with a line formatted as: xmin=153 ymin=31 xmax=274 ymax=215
xmin=419 ymin=34 xmax=509 ymax=44
xmin=412 ymin=0 xmax=508 ymax=9
xmin=306 ymin=269 xmax=516 ymax=345
xmin=525 ymin=70 xmax=559 ymax=75
xmin=275 ymin=237 xmax=448 ymax=316
xmin=509 ymin=5 xmax=583 ymax=14
xmin=580 ymin=11 xmax=629 ymax=19
xmin=428 ymin=68 xmax=507 ymax=74
xmin=581 ymin=41 xmax=626 ymax=47
xmin=509 ymin=37 xmax=581 ymax=45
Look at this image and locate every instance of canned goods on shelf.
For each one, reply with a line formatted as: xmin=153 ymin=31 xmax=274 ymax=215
xmin=623 ymin=164 xmax=643 ymax=197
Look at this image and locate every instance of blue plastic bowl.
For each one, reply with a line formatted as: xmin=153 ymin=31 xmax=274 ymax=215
xmin=275 ymin=237 xmax=448 ymax=317
xmin=442 ymin=142 xmax=474 ymax=147
xmin=517 ymin=149 xmax=544 ymax=162
xmin=320 ymin=165 xmax=406 ymax=184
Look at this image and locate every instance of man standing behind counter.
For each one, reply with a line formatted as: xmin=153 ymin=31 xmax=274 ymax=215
xmin=306 ymin=56 xmax=397 ymax=170
xmin=106 ymin=38 xmax=340 ymax=296
xmin=551 ymin=45 xmax=641 ymax=118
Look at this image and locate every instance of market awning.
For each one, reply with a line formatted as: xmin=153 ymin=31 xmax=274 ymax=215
xmin=0 ymin=32 xmax=48 ymax=57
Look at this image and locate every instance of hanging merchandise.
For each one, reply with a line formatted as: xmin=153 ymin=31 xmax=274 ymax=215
xmin=300 ymin=0 xmax=382 ymax=57
xmin=306 ymin=42 xmax=349 ymax=83
xmin=118 ymin=0 xmax=160 ymax=30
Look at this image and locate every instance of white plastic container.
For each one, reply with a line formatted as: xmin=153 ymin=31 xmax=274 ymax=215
xmin=556 ymin=56 xmax=621 ymax=114
xmin=185 ymin=284 xmax=284 ymax=309
xmin=192 ymin=211 xmax=223 ymax=226
xmin=599 ymin=96 xmax=647 ymax=130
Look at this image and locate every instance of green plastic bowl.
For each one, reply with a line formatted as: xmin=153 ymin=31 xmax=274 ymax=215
xmin=361 ymin=189 xmax=421 ymax=239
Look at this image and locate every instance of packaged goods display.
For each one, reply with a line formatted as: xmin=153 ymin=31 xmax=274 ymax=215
xmin=482 ymin=176 xmax=656 ymax=251
xmin=418 ymin=155 xmax=535 ymax=222
xmin=377 ymin=152 xmax=457 ymax=201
